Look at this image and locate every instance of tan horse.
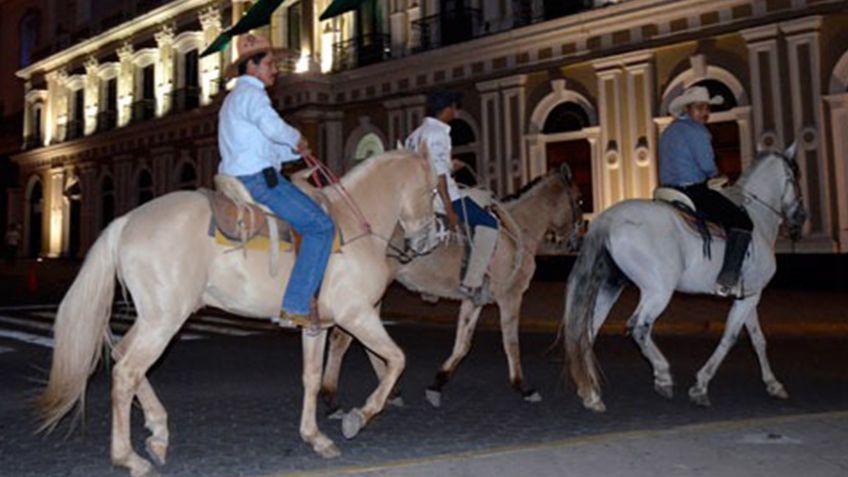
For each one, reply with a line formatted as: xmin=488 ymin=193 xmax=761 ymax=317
xmin=35 ymin=150 xmax=438 ymax=477
xmin=320 ymin=166 xmax=582 ymax=410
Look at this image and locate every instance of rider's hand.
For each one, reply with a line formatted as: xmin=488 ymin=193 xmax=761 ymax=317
xmin=446 ymin=209 xmax=460 ymax=231
xmin=296 ymin=136 xmax=310 ymax=156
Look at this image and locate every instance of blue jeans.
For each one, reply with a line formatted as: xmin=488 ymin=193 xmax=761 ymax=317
xmin=452 ymin=197 xmax=497 ymax=230
xmin=239 ymin=170 xmax=334 ymax=315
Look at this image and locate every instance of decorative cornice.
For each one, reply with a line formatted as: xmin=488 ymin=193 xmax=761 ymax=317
xmin=84 ymin=56 xmax=99 ymax=74
xmin=199 ymin=6 xmax=222 ymax=31
xmin=154 ymin=24 xmax=176 ymax=45
xmin=117 ymin=42 xmax=135 ymax=61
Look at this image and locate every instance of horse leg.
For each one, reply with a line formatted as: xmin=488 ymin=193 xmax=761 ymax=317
xmin=337 ymin=310 xmax=405 ymax=439
xmin=111 ymin=318 xmax=184 ymax=477
xmin=320 ymin=327 xmax=354 ymax=418
xmin=688 ymin=295 xmax=758 ymax=406
xmin=111 ymin=327 xmax=169 ymax=466
xmin=497 ymin=297 xmax=540 ymax=403
xmin=425 ymin=300 xmax=483 ymax=408
xmin=628 ymin=288 xmax=675 ymax=399
xmin=300 ymin=329 xmax=341 ymax=458
xmin=744 ymin=307 xmax=789 ymax=399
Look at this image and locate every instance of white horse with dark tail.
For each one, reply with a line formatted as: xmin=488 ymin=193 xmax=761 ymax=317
xmin=564 ymin=144 xmax=806 ymax=412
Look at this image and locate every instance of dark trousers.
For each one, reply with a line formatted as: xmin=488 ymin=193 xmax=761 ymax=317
xmin=678 ymin=183 xmax=753 ymax=232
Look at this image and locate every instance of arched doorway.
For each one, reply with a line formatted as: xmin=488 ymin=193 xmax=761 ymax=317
xmin=100 ymin=176 xmax=115 ymax=230
xmin=64 ymin=179 xmax=82 ymax=258
xmin=450 ymin=117 xmax=478 ymax=186
xmin=26 ymin=179 xmax=43 ymax=257
xmin=693 ymin=79 xmax=742 ymax=182
xmin=353 ymin=132 xmax=385 ymax=163
xmin=543 ymin=102 xmax=595 ymax=212
xmin=175 ymin=161 xmax=198 ymax=190
xmin=137 ymin=169 xmax=154 ymax=205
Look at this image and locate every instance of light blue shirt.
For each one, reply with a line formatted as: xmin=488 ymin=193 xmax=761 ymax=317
xmin=658 ymin=114 xmax=717 ymax=186
xmin=218 ymin=75 xmax=301 ymax=176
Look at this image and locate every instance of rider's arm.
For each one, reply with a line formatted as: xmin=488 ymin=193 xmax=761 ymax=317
xmin=246 ymin=89 xmax=301 ymax=151
xmin=690 ymin=125 xmax=718 ymax=178
xmin=429 ymin=137 xmax=460 ymax=227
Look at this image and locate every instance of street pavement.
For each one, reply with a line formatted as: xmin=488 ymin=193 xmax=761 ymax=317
xmin=0 ymin=258 xmax=846 ymax=476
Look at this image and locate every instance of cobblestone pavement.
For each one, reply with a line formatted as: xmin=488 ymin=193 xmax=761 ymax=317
xmin=1 ymin=319 xmax=846 ymax=477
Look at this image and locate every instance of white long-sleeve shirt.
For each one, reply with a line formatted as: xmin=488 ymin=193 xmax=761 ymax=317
xmin=218 ymin=75 xmax=301 ymax=176
xmin=405 ymin=117 xmax=460 ymax=208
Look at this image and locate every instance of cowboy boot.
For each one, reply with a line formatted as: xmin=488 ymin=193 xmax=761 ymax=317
xmin=279 ymin=298 xmax=324 ymax=336
xmin=459 ymin=226 xmax=498 ymax=306
xmin=716 ymin=228 xmax=752 ymax=298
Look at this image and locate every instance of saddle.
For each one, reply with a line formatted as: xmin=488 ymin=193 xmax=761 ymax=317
xmin=204 ymin=175 xmax=341 ymax=276
xmin=653 ymin=187 xmax=726 ymax=258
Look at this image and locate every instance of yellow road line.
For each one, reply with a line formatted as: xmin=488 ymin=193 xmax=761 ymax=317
xmin=258 ymin=409 xmax=848 ymax=477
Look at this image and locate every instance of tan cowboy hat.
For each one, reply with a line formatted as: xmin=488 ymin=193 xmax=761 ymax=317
xmin=226 ymin=33 xmax=273 ymax=78
xmin=669 ymin=86 xmax=724 ymax=117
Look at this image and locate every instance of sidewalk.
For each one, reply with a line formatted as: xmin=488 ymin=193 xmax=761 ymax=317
xmin=275 ymin=411 xmax=848 ymax=477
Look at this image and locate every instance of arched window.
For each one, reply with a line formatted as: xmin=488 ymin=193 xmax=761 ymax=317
xmin=542 ymin=101 xmax=594 ymax=212
xmin=100 ymin=176 xmax=115 ymax=230
xmin=176 ymin=162 xmax=198 ymax=190
xmin=543 ymin=102 xmax=590 ymax=134
xmin=137 ymin=169 xmax=154 ymax=205
xmin=450 ymin=118 xmax=478 ymax=186
xmin=692 ymin=79 xmax=742 ymax=180
xmin=353 ymin=133 xmax=385 ymax=163
xmin=19 ymin=10 xmax=40 ymax=68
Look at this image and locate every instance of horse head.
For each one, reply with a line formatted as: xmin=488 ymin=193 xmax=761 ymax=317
xmin=396 ymin=144 xmax=439 ymax=255
xmin=553 ymin=163 xmax=585 ymax=251
xmin=750 ymin=142 xmax=808 ymax=241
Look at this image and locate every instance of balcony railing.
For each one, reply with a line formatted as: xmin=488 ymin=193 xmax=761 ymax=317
xmin=332 ymin=34 xmax=391 ymax=71
xmin=65 ymin=119 xmax=84 ymax=140
xmin=513 ymin=0 xmax=593 ymax=28
xmin=171 ymin=86 xmax=201 ymax=113
xmin=412 ymin=8 xmax=484 ymax=52
xmin=131 ymin=99 xmax=156 ymax=123
xmin=23 ymin=135 xmax=43 ymax=150
xmin=96 ymin=110 xmax=117 ymax=132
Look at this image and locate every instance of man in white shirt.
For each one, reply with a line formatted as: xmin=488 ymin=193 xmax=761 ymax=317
xmin=405 ymin=91 xmax=498 ymax=305
xmin=218 ymin=34 xmax=334 ymax=326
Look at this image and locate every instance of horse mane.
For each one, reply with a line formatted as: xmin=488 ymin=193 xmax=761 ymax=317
xmin=340 ymin=149 xmax=417 ymax=189
xmin=501 ymin=174 xmax=551 ymax=204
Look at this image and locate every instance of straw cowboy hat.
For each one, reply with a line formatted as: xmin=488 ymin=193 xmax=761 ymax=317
xmin=669 ymin=86 xmax=724 ymax=117
xmin=226 ymin=33 xmax=273 ymax=78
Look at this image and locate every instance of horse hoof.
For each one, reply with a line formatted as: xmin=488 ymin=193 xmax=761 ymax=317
xmin=144 ymin=436 xmax=168 ymax=466
xmin=425 ymin=389 xmax=442 ymax=408
xmin=388 ymin=395 xmax=405 ymax=408
xmin=688 ymin=388 xmax=711 ymax=407
xmin=130 ymin=461 xmax=160 ymax=477
xmin=522 ymin=390 xmax=542 ymax=403
xmin=327 ymin=408 xmax=346 ymax=420
xmin=316 ymin=441 xmax=341 ymax=459
xmin=767 ymin=382 xmax=789 ymax=400
xmin=342 ymin=408 xmax=366 ymax=439
xmin=583 ymin=397 xmax=606 ymax=413
xmin=654 ymin=383 xmax=674 ymax=400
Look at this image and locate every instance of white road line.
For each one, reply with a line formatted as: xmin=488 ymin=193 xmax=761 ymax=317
xmin=0 ymin=329 xmax=53 ymax=347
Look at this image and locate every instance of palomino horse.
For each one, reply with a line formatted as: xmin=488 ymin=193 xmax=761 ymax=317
xmin=320 ymin=166 xmax=582 ymax=409
xmin=565 ymin=144 xmax=807 ymax=412
xmin=35 ymin=150 xmax=438 ymax=477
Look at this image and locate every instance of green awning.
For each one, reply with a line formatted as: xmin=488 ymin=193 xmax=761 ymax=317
xmin=319 ymin=0 xmax=366 ymax=21
xmin=200 ymin=0 xmax=285 ymax=57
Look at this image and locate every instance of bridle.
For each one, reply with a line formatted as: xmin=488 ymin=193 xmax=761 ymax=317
xmin=739 ymin=154 xmax=805 ymax=240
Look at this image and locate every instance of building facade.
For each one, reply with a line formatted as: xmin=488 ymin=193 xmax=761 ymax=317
xmin=9 ymin=0 xmax=848 ymax=258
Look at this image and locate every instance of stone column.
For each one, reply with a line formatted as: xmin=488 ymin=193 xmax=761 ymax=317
xmin=782 ymin=16 xmax=829 ymax=241
xmin=824 ymin=93 xmax=848 ymax=252
xmin=200 ymin=7 xmax=223 ymax=104
xmin=623 ymin=54 xmax=657 ymax=199
xmin=155 ymin=25 xmax=176 ymax=117
xmin=117 ymin=43 xmax=135 ymax=127
xmin=45 ymin=69 xmax=69 ymax=144
xmin=593 ymin=63 xmax=625 ymax=209
xmin=46 ymin=168 xmax=65 ymax=257
xmin=78 ymin=163 xmax=97 ymax=252
xmin=324 ymin=111 xmax=345 ymax=174
xmin=83 ymin=57 xmax=100 ymax=136
xmin=500 ymin=75 xmax=528 ymax=194
xmin=741 ymin=25 xmax=785 ymax=150
xmin=477 ymin=80 xmax=504 ymax=193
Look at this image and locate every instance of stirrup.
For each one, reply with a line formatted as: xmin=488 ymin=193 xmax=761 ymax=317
xmin=458 ymin=282 xmax=491 ymax=307
xmin=278 ymin=308 xmax=325 ymax=336
xmin=715 ymin=282 xmax=744 ymax=299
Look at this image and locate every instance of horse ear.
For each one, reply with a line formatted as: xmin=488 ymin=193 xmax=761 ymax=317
xmin=784 ymin=142 xmax=798 ymax=160
xmin=755 ymin=142 xmax=768 ymax=155
xmin=559 ymin=163 xmax=573 ymax=183
xmin=396 ymin=140 xmax=405 ymax=150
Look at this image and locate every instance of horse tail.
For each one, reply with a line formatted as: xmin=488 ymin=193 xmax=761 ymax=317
xmin=563 ymin=217 xmax=616 ymax=405
xmin=35 ymin=215 xmax=128 ymax=433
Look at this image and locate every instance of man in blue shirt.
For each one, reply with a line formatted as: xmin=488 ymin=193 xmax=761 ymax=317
xmin=218 ymin=34 xmax=334 ymax=327
xmin=659 ymin=86 xmax=753 ymax=297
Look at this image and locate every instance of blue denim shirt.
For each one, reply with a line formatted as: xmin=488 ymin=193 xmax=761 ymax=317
xmin=659 ymin=115 xmax=717 ymax=186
